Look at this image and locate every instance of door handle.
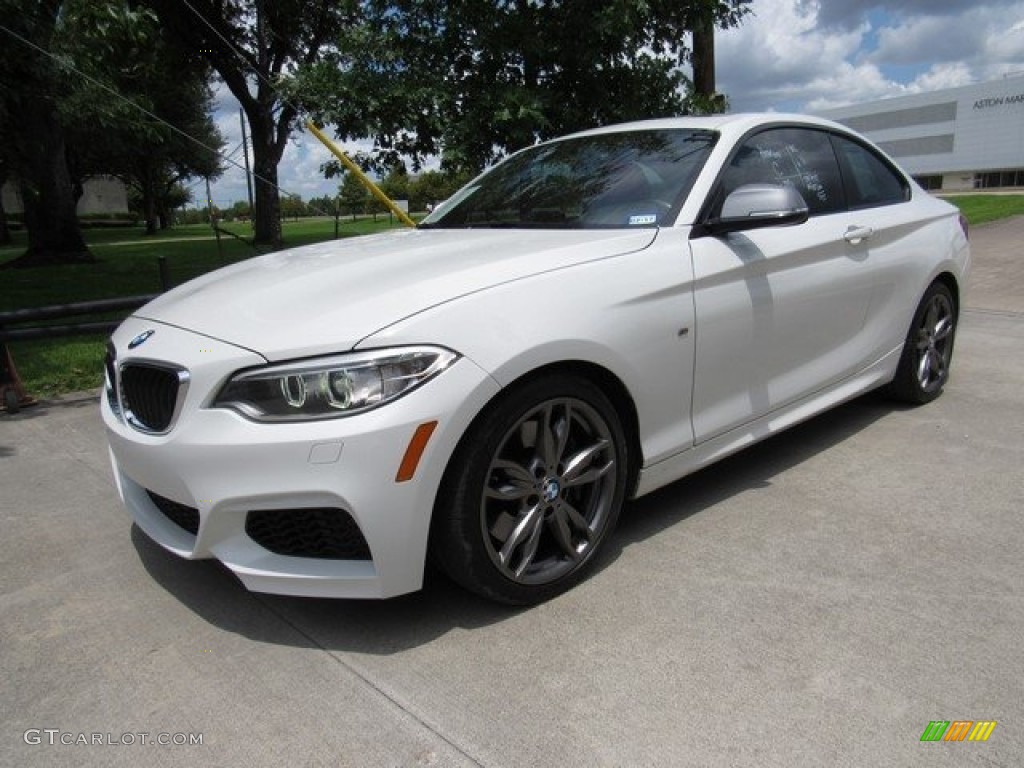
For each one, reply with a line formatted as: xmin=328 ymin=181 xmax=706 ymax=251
xmin=843 ymin=225 xmax=874 ymax=244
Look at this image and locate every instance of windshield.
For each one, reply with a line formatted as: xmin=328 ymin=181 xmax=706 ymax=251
xmin=421 ymin=129 xmax=718 ymax=230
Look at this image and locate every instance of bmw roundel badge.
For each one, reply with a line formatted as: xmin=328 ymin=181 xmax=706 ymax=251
xmin=128 ymin=329 xmax=156 ymax=349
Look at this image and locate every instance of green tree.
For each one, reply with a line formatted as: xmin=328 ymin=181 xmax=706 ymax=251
xmin=337 ymin=172 xmax=368 ymax=220
xmin=160 ymin=184 xmax=195 ymax=229
xmin=408 ymin=170 xmax=469 ymax=214
xmin=365 ymin=195 xmax=388 ymax=221
xmin=60 ymin=2 xmax=224 ymax=235
xmin=300 ymin=0 xmax=751 ymax=175
xmin=280 ymin=194 xmax=307 ymax=221
xmin=306 ymin=194 xmax=337 ymax=217
xmin=0 ymin=0 xmax=224 ymax=265
xmin=144 ymin=0 xmax=358 ymax=248
xmin=0 ymin=0 xmax=91 ymax=266
xmin=180 ymin=207 xmax=207 ymax=225
xmin=380 ymin=165 xmax=410 ymax=203
xmin=230 ymin=200 xmax=252 ymax=220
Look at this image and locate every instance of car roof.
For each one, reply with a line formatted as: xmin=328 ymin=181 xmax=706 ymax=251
xmin=563 ymin=112 xmax=849 ymax=140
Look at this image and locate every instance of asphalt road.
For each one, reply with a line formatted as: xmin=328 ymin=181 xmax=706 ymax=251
xmin=2 ymin=217 xmax=1022 ymax=767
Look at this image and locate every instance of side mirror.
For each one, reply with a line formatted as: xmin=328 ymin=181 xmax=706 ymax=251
xmin=703 ymin=184 xmax=809 ymax=236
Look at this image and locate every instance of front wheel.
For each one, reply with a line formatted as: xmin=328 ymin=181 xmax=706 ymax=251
xmin=431 ymin=374 xmax=629 ymax=604
xmin=885 ymin=281 xmax=957 ymax=404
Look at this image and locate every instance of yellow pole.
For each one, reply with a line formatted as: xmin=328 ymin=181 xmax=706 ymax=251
xmin=306 ymin=122 xmax=417 ymax=228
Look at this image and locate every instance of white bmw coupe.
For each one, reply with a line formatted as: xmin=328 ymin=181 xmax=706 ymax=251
xmin=103 ymin=113 xmax=970 ymax=604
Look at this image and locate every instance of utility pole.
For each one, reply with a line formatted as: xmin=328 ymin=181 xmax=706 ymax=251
xmin=205 ymin=176 xmax=215 ymax=225
xmin=239 ymin=108 xmax=255 ymax=224
xmin=206 ymin=176 xmax=223 ymax=263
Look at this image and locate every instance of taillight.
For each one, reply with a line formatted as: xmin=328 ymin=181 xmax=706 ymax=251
xmin=958 ymin=213 xmax=969 ymax=240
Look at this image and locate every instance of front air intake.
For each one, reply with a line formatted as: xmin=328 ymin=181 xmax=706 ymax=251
xmin=147 ymin=490 xmax=200 ymax=535
xmin=245 ymin=508 xmax=372 ymax=560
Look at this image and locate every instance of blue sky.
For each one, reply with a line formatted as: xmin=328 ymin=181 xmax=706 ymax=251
xmin=207 ymin=0 xmax=1024 ymax=208
xmin=717 ymin=0 xmax=1024 ymax=111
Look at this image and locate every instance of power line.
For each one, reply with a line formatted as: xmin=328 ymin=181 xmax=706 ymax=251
xmin=178 ymin=0 xmax=341 ymax=218
xmin=0 ymin=19 xmax=335 ymax=217
xmin=221 ymin=140 xmax=246 ymax=163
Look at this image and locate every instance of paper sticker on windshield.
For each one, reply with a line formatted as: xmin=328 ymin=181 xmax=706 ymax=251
xmin=628 ymin=214 xmax=658 ymax=226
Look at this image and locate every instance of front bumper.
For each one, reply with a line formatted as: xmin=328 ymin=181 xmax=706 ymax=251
xmin=103 ymin=318 xmax=500 ymax=598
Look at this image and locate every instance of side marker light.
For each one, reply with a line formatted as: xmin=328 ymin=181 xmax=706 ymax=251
xmin=396 ymin=421 xmax=439 ymax=482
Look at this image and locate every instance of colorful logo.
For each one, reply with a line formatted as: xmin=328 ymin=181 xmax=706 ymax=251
xmin=920 ymin=721 xmax=997 ymax=742
xmin=128 ymin=329 xmax=155 ymax=349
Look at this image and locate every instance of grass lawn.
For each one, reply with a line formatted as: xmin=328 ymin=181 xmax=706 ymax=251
xmin=1 ymin=196 xmax=1021 ymax=399
xmin=1 ymin=216 xmax=415 ymax=398
xmin=940 ymin=193 xmax=1024 ymax=226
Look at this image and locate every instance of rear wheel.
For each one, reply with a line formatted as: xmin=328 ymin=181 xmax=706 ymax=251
xmin=885 ymin=282 xmax=957 ymax=404
xmin=432 ymin=374 xmax=628 ymax=604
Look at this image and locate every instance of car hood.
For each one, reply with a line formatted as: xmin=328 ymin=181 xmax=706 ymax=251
xmin=134 ymin=228 xmax=657 ymax=360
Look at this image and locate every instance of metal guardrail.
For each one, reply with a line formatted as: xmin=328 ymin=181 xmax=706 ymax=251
xmin=0 ymin=295 xmax=158 ymax=342
xmin=0 ymin=294 xmax=158 ymax=413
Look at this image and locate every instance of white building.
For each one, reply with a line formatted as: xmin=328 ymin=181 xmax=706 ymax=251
xmin=2 ymin=175 xmax=129 ymax=216
xmin=819 ymin=74 xmax=1024 ymax=192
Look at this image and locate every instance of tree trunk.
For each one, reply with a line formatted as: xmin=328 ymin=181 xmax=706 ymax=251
xmin=0 ymin=177 xmax=10 ymax=246
xmin=251 ymin=140 xmax=283 ymax=248
xmin=692 ymin=14 xmax=715 ymax=100
xmin=157 ymin=199 xmax=171 ymax=230
xmin=143 ymin=176 xmax=158 ymax=236
xmin=9 ymin=98 xmax=92 ymax=267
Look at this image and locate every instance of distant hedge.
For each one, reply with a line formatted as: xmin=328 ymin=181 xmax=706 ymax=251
xmin=2 ymin=213 xmax=140 ymax=229
xmin=77 ymin=212 xmax=139 ymax=228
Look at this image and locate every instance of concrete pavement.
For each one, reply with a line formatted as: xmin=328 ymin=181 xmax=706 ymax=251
xmin=2 ymin=217 xmax=1023 ymax=767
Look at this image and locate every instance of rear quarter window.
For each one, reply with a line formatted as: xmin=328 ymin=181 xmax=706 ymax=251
xmin=831 ymin=134 xmax=910 ymax=209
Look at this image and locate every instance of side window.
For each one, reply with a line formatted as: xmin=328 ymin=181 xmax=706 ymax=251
xmin=831 ymin=134 xmax=909 ymax=209
xmin=716 ymin=128 xmax=845 ymax=216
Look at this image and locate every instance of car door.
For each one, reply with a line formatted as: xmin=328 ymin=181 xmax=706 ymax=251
xmin=828 ymin=132 xmax=920 ymax=364
xmin=688 ymin=126 xmax=878 ymax=443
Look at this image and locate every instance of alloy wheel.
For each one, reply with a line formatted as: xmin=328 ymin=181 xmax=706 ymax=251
xmin=914 ymin=291 xmax=955 ymax=394
xmin=480 ymin=397 xmax=618 ymax=586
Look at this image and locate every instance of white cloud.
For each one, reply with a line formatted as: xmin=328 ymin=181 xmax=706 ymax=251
xmin=717 ymin=0 xmax=874 ymax=111
xmin=875 ymin=10 xmax=996 ymax=66
xmin=988 ymin=15 xmax=1024 ymax=65
xmin=716 ymin=0 xmax=1024 ymax=112
xmin=800 ymin=64 xmax=906 ymax=112
xmin=811 ymin=0 xmax=1017 ymax=31
xmin=906 ymin=62 xmax=974 ymax=94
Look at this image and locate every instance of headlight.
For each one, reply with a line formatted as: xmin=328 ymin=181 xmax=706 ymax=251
xmin=212 ymin=346 xmax=458 ymax=422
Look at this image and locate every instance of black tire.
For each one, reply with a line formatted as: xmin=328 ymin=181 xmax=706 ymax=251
xmin=885 ymin=281 xmax=957 ymax=404
xmin=431 ymin=374 xmax=629 ymax=605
